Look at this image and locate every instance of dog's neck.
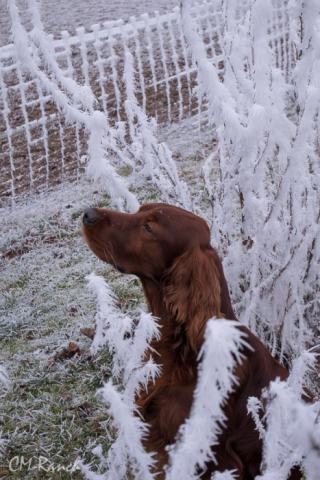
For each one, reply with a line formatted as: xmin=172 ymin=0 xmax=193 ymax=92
xmin=140 ymin=277 xmax=198 ymax=379
xmin=140 ymin=277 xmax=169 ymax=324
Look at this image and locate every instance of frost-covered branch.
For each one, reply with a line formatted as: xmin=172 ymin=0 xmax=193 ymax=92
xmin=249 ymin=350 xmax=320 ymax=479
xmin=0 ymin=366 xmax=10 ymax=457
xmin=122 ymin=50 xmax=191 ymax=208
xmin=182 ymin=0 xmax=320 ymax=358
xmin=82 ymin=274 xmax=161 ymax=478
xmin=96 ymin=382 xmax=156 ymax=480
xmin=166 ymin=319 xmax=251 ymax=479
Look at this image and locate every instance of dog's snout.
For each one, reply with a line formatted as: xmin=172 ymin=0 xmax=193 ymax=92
xmin=83 ymin=208 xmax=98 ymax=226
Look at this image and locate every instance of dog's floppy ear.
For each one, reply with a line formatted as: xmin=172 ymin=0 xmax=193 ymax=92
xmin=163 ymin=246 xmax=222 ymax=353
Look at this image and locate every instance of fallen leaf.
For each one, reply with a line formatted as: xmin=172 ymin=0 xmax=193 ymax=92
xmin=80 ymin=327 xmax=96 ymax=340
xmin=47 ymin=342 xmax=82 ymax=364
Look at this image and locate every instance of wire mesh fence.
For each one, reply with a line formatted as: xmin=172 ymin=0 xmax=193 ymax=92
xmin=0 ymin=0 xmax=293 ymax=206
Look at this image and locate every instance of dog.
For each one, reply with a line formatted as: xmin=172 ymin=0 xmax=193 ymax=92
xmin=82 ymin=202 xmax=302 ymax=479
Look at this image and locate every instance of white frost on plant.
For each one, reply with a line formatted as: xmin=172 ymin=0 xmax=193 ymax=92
xmin=0 ymin=366 xmax=10 ymax=387
xmin=97 ymin=382 xmax=156 ymax=480
xmin=0 ymin=366 xmax=10 ymax=457
xmin=86 ymin=110 xmax=140 ymax=213
xmin=182 ymin=0 xmax=320 ymax=360
xmin=211 ymin=471 xmax=238 ymax=480
xmin=166 ymin=319 xmax=251 ymax=479
xmin=86 ymin=273 xmax=161 ymax=381
xmin=82 ymin=273 xmax=161 ymax=479
xmin=249 ymin=350 xmax=320 ymax=480
xmin=122 ymin=49 xmax=191 ymax=209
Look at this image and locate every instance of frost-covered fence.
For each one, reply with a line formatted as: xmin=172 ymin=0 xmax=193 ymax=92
xmin=0 ymin=0 xmax=224 ymax=204
xmin=0 ymin=0 xmax=294 ymax=205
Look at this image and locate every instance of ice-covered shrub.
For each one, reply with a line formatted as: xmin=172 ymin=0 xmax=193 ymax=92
xmin=80 ymin=274 xmax=160 ymax=479
xmin=248 ymin=351 xmax=320 ymax=479
xmin=182 ymin=0 xmax=320 ymax=360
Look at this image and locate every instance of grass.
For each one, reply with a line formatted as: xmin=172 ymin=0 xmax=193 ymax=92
xmin=0 ymin=183 xmax=147 ymax=479
xmin=1 ymin=353 xmax=112 ymax=479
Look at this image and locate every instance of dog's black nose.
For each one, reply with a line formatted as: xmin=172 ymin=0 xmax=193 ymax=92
xmin=83 ymin=208 xmax=98 ymax=226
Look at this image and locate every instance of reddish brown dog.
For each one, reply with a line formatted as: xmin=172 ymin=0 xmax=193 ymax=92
xmin=82 ymin=202 xmax=302 ymax=479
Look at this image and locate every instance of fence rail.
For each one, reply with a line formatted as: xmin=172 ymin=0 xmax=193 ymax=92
xmin=0 ymin=0 xmax=293 ymax=205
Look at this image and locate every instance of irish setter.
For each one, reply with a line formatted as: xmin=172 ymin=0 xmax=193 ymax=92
xmin=82 ymin=202 xmax=302 ymax=479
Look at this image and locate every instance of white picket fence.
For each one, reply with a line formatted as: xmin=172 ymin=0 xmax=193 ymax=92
xmin=0 ymin=0 xmax=293 ymax=205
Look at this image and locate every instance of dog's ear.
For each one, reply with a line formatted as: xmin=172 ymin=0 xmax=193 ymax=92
xmin=163 ymin=246 xmax=222 ymax=353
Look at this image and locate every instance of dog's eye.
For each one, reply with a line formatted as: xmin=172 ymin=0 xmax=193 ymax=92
xmin=143 ymin=223 xmax=153 ymax=234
